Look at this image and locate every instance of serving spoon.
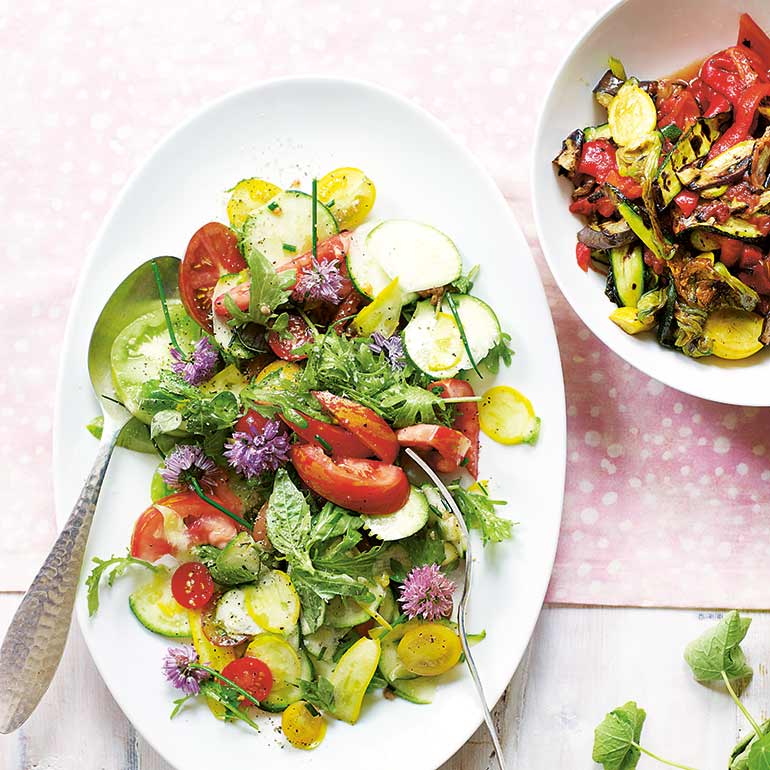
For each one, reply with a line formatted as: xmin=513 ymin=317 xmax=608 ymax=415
xmin=404 ymin=447 xmax=507 ymax=770
xmin=0 ymin=256 xmax=181 ymax=734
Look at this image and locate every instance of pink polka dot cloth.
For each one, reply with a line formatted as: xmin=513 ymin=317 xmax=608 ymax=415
xmin=2 ymin=0 xmax=767 ymax=608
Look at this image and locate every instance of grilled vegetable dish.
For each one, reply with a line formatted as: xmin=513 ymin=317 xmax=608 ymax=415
xmin=85 ymin=167 xmax=540 ymax=750
xmin=554 ymin=13 xmax=770 ymax=360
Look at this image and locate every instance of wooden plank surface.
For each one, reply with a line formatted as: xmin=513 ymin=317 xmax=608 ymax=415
xmin=1 ymin=595 xmax=766 ymax=769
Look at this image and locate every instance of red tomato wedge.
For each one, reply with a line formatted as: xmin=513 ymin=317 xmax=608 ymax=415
xmin=276 ymin=232 xmax=353 ymax=302
xmin=130 ymin=490 xmax=244 ymax=560
xmin=739 ymin=13 xmax=770 ymax=73
xmin=395 ymin=424 xmax=472 ymax=474
xmin=179 ymin=222 xmax=246 ymax=332
xmin=431 ymin=379 xmax=480 ymax=478
xmin=171 ymin=562 xmax=215 ymax=609
xmin=220 ymin=657 xmax=273 ymax=702
xmin=290 ymin=444 xmax=410 ymax=515
xmin=311 ymin=390 xmax=398 ymax=463
xmin=267 ymin=314 xmax=314 ymax=361
xmin=282 ymin=412 xmax=372 ymax=459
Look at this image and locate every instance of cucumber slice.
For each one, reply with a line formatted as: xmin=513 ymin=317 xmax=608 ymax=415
xmin=111 ymin=302 xmax=202 ymax=423
xmin=242 ymin=190 xmax=337 ymax=267
xmin=346 ymin=220 xmax=390 ymax=299
xmin=245 ymin=633 xmax=302 ymax=712
xmin=211 ymin=274 xmax=251 ymax=358
xmin=365 ymin=220 xmax=462 ymax=293
xmin=129 ymin=571 xmax=191 ymax=638
xmin=378 ymin=587 xmax=397 ymax=625
xmin=215 ymin=587 xmax=262 ymax=636
xmin=361 ymin=486 xmax=429 ymax=541
xmin=392 ymin=676 xmax=437 ymax=705
xmin=403 ymin=295 xmax=501 ymax=378
xmin=244 ymin=569 xmax=300 ymax=634
xmin=302 ymin=626 xmax=348 ymax=661
xmin=325 ymin=581 xmax=387 ymax=629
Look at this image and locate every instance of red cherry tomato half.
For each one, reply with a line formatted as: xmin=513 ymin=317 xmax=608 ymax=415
xmin=311 ymin=390 xmax=398 ymax=463
xmin=290 ymin=444 xmax=410 ymax=515
xmin=395 ymin=424 xmax=472 ymax=474
xmin=220 ymin=657 xmax=273 ymax=702
xmin=431 ymin=378 xmax=480 ymax=478
xmin=171 ymin=562 xmax=215 ymax=610
xmin=179 ymin=222 xmax=246 ymax=332
xmin=281 ymin=412 xmax=372 ymax=459
xmin=267 ymin=314 xmax=315 ymax=361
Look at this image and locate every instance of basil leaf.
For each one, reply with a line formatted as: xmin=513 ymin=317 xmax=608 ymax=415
xmin=299 ymin=677 xmax=335 ymax=713
xmin=266 ymin=469 xmax=312 ymax=572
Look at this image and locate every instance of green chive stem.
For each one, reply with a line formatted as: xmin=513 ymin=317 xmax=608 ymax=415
xmin=445 ymin=293 xmax=482 ymax=378
xmin=311 ymin=177 xmax=318 ymax=261
xmin=634 ymin=744 xmax=699 ymax=770
xmin=151 ymin=259 xmax=183 ymax=354
xmin=189 ymin=478 xmax=250 ymax=529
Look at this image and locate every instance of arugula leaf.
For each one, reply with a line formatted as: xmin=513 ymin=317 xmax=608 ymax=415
xmin=291 ymin=568 xmax=374 ymax=602
xmin=313 ymin=545 xmax=388 ymax=579
xmin=450 ymin=264 xmax=480 ymax=294
xmin=243 ymin=244 xmax=295 ymax=325
xmin=480 ymin=331 xmax=514 ymax=375
xmin=749 ymin=734 xmax=770 ymax=770
xmin=184 ymin=391 xmax=239 ymax=434
xmin=199 ymin=680 xmax=260 ymax=731
xmin=266 ymin=469 xmax=313 ymax=572
xmin=592 ymin=701 xmax=646 ymax=770
xmin=448 ymin=484 xmax=514 ymax=544
xmin=299 ymin=677 xmax=335 ymax=713
xmin=684 ymin=611 xmax=753 ymax=686
xmin=86 ymin=553 xmax=159 ymax=616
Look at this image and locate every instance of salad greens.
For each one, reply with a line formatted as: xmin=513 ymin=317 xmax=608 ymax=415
xmin=86 ymin=165 xmax=538 ymax=750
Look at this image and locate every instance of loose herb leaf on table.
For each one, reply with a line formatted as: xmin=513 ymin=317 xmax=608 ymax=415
xmin=684 ymin=610 xmax=753 ymax=685
xmin=748 ymin=734 xmax=770 ymax=770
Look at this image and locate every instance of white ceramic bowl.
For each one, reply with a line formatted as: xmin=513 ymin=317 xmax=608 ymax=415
xmin=533 ymin=0 xmax=770 ymax=405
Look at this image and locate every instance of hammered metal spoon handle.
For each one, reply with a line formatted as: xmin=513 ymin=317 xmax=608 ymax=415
xmin=0 ymin=426 xmax=120 ymax=734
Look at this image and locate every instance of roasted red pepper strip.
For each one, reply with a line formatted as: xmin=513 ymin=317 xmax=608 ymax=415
xmin=674 ymin=189 xmax=700 ymax=217
xmin=688 ymin=78 xmax=731 ymax=118
xmin=709 ymin=82 xmax=770 ymax=157
xmin=657 ymin=88 xmax=700 ymax=131
xmin=575 ymin=242 xmax=592 ymax=272
xmin=569 ymin=196 xmax=616 ymax=218
xmin=700 ymin=46 xmax=767 ymax=105
xmin=738 ymin=13 xmax=770 ymax=74
xmin=576 ymin=140 xmax=642 ymax=199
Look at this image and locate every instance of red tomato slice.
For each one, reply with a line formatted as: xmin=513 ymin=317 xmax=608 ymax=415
xmin=267 ymin=314 xmax=314 ymax=361
xmin=739 ymin=13 xmax=770 ymax=73
xmin=130 ymin=490 xmax=244 ymax=560
xmin=220 ymin=657 xmax=273 ymax=702
xmin=290 ymin=444 xmax=410 ymax=515
xmin=235 ymin=408 xmax=271 ymax=435
xmin=281 ymin=412 xmax=372 ymax=459
xmin=311 ymin=390 xmax=398 ymax=463
xmin=332 ymin=291 xmax=363 ymax=331
xmin=171 ymin=562 xmax=215 ymax=609
xmin=276 ymin=232 xmax=353 ymax=302
xmin=431 ymin=379 xmax=480 ymax=478
xmin=179 ymin=222 xmax=247 ymax=332
xmin=395 ymin=424 xmax=472 ymax=474
xmin=212 ymin=280 xmax=249 ymax=319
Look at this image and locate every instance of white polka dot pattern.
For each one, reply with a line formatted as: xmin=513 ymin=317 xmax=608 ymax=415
xmin=3 ymin=0 xmax=766 ymax=608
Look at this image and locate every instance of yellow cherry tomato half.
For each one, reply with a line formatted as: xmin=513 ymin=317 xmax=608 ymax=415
xmin=703 ymin=308 xmax=764 ymax=360
xmin=282 ymin=701 xmax=327 ymax=750
xmin=478 ymin=385 xmax=540 ymax=446
xmin=397 ymin=622 xmax=462 ymax=677
xmin=227 ymin=178 xmax=282 ymax=229
xmin=253 ymin=359 xmax=303 ymax=386
xmin=317 ymin=167 xmax=376 ymax=230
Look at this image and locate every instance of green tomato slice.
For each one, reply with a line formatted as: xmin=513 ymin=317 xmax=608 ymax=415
xmin=111 ymin=301 xmax=201 ymax=424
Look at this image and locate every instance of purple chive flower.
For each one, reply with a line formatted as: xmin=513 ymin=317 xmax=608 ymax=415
xmin=224 ymin=418 xmax=291 ymax=479
xmin=160 ymin=444 xmax=220 ymax=493
xmin=295 ymin=258 xmax=345 ymax=304
xmin=169 ymin=337 xmax=218 ymax=386
xmin=400 ymin=564 xmax=455 ymax=621
xmin=369 ymin=331 xmax=406 ymax=370
xmin=162 ymin=646 xmax=209 ymax=696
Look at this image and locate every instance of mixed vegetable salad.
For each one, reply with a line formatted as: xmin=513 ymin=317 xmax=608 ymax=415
xmin=86 ymin=166 xmax=540 ymax=749
xmin=554 ymin=12 xmax=770 ymax=361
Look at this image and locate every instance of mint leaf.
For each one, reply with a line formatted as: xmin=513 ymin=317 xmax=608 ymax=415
xmin=749 ymin=734 xmax=770 ymax=770
xmin=592 ymin=701 xmax=646 ymax=770
xmin=266 ymin=469 xmax=312 ymax=571
xmin=684 ymin=611 xmax=753 ymax=685
xmin=86 ymin=553 xmax=159 ymax=616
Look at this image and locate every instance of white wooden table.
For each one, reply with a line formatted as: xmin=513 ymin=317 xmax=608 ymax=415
xmin=1 ymin=596 xmax=764 ymax=769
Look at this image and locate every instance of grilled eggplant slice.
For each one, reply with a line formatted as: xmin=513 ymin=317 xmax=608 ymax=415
xmin=749 ymin=128 xmax=770 ymax=190
xmin=683 ymin=139 xmax=756 ymax=191
xmin=553 ymin=128 xmax=584 ymax=178
xmin=593 ymin=69 xmax=625 ymax=108
xmin=577 ymin=219 xmax=636 ymax=250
